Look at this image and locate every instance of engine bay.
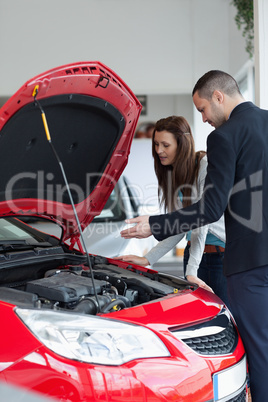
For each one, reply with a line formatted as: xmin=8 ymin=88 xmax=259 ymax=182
xmin=0 ymin=253 xmax=193 ymax=315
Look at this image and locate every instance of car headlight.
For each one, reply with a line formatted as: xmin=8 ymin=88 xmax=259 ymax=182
xmin=16 ymin=308 xmax=170 ymax=365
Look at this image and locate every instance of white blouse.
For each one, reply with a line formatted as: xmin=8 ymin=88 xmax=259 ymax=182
xmin=144 ymin=157 xmax=225 ymax=277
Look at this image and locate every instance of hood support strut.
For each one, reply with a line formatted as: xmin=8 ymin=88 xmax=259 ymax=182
xmin=33 ymin=86 xmax=101 ymax=313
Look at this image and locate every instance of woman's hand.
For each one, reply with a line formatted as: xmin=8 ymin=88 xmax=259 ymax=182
xmin=113 ymin=255 xmax=149 ymax=266
xmin=186 ymin=275 xmax=214 ymax=293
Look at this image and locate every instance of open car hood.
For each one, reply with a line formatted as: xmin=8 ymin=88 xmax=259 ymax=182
xmin=0 ymin=62 xmax=142 ymax=242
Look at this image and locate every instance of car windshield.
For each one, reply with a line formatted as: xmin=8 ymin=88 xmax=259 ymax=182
xmin=0 ymin=218 xmax=60 ymax=247
xmin=93 ymin=186 xmax=126 ymax=222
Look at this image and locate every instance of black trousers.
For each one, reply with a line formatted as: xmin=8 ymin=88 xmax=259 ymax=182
xmin=227 ymin=265 xmax=268 ymax=402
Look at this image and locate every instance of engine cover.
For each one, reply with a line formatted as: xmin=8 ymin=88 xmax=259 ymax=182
xmin=26 ymin=271 xmax=108 ymax=304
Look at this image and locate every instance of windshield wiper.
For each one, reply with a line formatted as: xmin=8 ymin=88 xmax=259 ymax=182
xmin=0 ymin=240 xmax=52 ymax=252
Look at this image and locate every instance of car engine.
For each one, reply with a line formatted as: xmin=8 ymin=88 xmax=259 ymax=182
xmin=0 ymin=254 xmax=192 ymax=315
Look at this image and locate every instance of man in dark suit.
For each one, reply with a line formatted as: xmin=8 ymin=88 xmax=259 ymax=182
xmin=121 ymin=70 xmax=268 ymax=401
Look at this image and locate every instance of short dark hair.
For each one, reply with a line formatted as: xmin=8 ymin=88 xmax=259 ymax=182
xmin=192 ymin=70 xmax=242 ymax=99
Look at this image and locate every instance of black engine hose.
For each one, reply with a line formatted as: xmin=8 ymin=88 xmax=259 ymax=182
xmin=101 ymin=298 xmax=127 ymax=314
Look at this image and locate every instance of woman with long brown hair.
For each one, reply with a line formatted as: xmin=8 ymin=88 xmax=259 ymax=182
xmin=116 ymin=116 xmax=228 ymax=305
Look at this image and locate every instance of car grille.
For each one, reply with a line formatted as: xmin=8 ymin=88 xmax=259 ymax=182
xmin=171 ymin=308 xmax=238 ymax=356
xmin=182 ymin=319 xmax=236 ymax=355
xmin=228 ymin=385 xmax=246 ymax=401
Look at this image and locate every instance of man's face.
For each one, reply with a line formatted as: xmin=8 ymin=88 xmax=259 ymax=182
xmin=193 ymin=91 xmax=226 ymax=129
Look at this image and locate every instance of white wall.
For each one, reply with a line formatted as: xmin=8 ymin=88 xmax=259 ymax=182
xmin=254 ymin=0 xmax=268 ymax=109
xmin=0 ymin=0 xmax=250 ymax=172
xmin=0 ymin=0 xmax=248 ymax=98
xmin=138 ymin=94 xmax=194 ymax=127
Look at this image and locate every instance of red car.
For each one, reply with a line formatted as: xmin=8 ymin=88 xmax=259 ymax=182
xmin=0 ymin=62 xmax=247 ymax=401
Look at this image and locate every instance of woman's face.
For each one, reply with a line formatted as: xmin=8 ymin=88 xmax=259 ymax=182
xmin=154 ymin=130 xmax=177 ymax=166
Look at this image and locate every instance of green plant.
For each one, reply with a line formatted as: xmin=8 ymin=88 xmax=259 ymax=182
xmin=231 ymin=0 xmax=254 ymax=58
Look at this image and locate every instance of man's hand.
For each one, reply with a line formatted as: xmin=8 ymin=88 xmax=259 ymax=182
xmin=120 ymin=216 xmax=152 ymax=239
